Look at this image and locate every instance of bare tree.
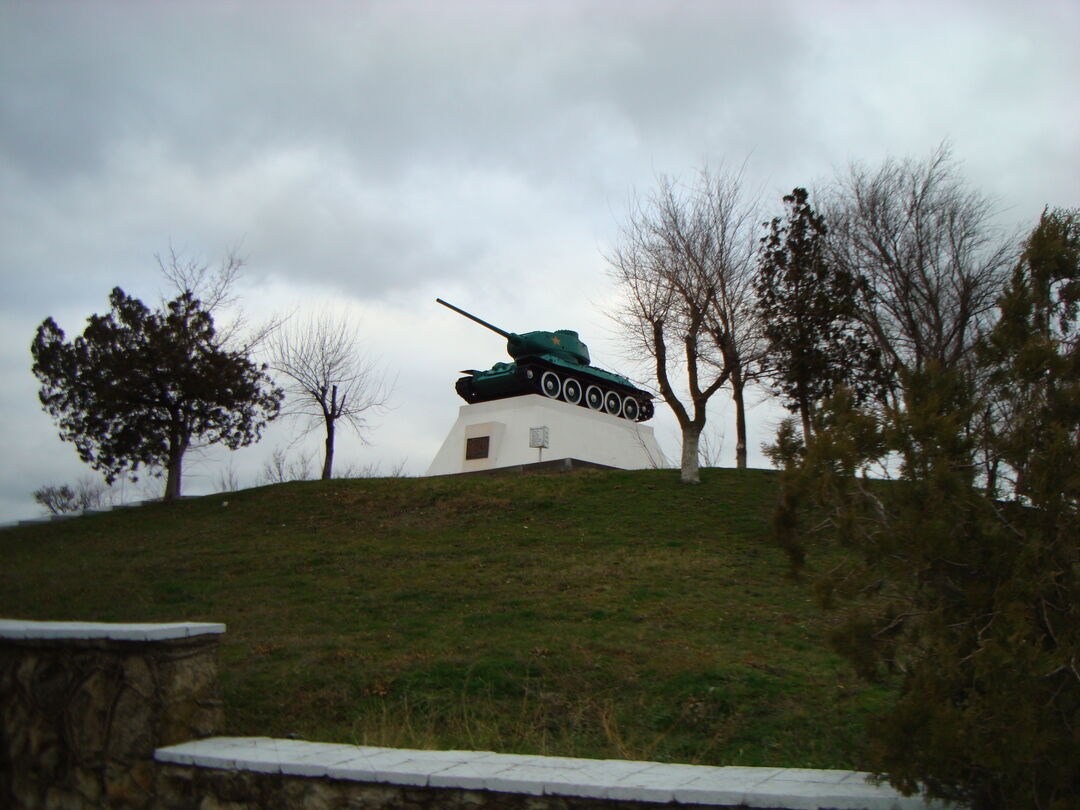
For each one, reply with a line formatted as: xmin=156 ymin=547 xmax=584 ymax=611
xmin=157 ymin=245 xmax=284 ymax=351
xmin=334 ymin=458 xmax=409 ymax=479
xmin=215 ymin=459 xmax=242 ymax=493
xmin=269 ymin=311 xmax=392 ymax=480
xmin=158 ymin=245 xmax=243 ymax=313
xmin=826 ymin=144 xmax=1015 ymax=389
xmin=258 ymin=446 xmax=316 ymax=485
xmin=697 ymin=424 xmax=726 ymax=469
xmin=697 ymin=173 xmax=763 ymax=468
xmin=32 ymin=476 xmax=111 ymax=515
xmin=607 ymin=168 xmax=760 ymax=482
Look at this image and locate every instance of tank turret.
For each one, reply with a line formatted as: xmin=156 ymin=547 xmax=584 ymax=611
xmin=436 ymin=298 xmax=654 ymax=422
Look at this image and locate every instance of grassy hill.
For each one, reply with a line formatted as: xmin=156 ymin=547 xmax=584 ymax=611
xmin=0 ymin=467 xmax=892 ymax=769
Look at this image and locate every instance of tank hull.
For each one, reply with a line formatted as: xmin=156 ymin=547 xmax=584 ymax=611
xmin=435 ymin=298 xmax=654 ymax=422
xmin=454 ymin=355 xmax=654 ymax=422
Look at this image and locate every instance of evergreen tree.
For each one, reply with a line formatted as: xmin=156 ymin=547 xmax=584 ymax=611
xmin=981 ymin=207 xmax=1080 ymax=505
xmin=755 ymin=188 xmax=881 ymax=437
xmin=32 ymin=287 xmax=283 ymax=501
xmin=769 ymin=208 xmax=1080 ymax=809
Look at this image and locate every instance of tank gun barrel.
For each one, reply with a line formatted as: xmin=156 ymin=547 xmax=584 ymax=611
xmin=436 ymin=298 xmax=512 ymax=339
xmin=436 ymin=297 xmax=653 ymax=421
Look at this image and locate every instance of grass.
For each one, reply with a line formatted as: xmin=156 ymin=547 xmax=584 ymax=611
xmin=0 ymin=467 xmax=891 ymax=769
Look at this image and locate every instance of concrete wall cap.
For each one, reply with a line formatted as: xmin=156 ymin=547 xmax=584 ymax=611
xmin=0 ymin=619 xmax=226 ymax=641
xmin=155 ymin=737 xmax=952 ymax=809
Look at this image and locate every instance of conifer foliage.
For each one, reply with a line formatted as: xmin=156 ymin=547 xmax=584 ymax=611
xmin=31 ymin=287 xmax=283 ymax=501
xmin=769 ymin=208 xmax=1079 ymax=810
xmin=755 ymin=188 xmax=881 ymax=437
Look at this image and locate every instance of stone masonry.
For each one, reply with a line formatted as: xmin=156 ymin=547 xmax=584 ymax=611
xmin=153 ymin=764 xmax=741 ymax=810
xmin=2 ymin=621 xmax=950 ymax=810
xmin=0 ymin=622 xmax=224 ymax=810
xmin=154 ymin=737 xmax=947 ymax=809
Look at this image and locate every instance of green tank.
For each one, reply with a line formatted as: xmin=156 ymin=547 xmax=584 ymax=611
xmin=437 ymin=298 xmax=654 ymax=422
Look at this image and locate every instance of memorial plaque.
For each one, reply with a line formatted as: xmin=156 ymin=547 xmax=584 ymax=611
xmin=465 ymin=435 xmax=490 ymax=460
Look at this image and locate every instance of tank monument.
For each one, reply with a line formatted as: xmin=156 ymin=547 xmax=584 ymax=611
xmin=426 ymin=299 xmax=666 ymax=475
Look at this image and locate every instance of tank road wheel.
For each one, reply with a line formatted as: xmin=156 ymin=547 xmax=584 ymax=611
xmin=562 ymin=377 xmax=583 ymax=405
xmin=585 ymin=384 xmax=604 ymax=410
xmin=622 ymin=396 xmax=640 ymax=421
xmin=604 ymin=390 xmax=623 ymax=417
xmin=540 ymin=370 xmax=562 ymax=398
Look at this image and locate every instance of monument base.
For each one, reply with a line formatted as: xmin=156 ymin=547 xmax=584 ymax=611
xmin=426 ymin=395 xmax=667 ymax=476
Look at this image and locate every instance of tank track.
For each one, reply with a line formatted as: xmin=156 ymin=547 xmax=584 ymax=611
xmin=520 ymin=363 xmax=654 ymax=422
xmin=454 ymin=364 xmax=654 ymax=422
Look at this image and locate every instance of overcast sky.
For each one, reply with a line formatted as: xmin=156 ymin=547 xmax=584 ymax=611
xmin=1 ymin=0 xmax=1077 ymax=522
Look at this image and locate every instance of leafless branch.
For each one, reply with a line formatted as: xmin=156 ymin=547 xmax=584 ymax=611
xmin=825 ymin=142 xmax=1016 ymax=380
xmin=157 ymin=243 xmax=286 ymax=352
xmin=605 ymin=166 xmax=761 ymax=480
xmin=268 ymin=310 xmax=394 ymax=479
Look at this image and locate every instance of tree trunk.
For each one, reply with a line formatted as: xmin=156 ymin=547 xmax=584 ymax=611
xmin=800 ymin=403 xmax=812 ymax=444
xmin=321 ymin=384 xmax=338 ymax=480
xmin=322 ymin=416 xmax=335 ymax=480
xmin=797 ymin=377 xmax=812 ymax=441
xmin=163 ymin=440 xmax=186 ymax=502
xmin=732 ymin=373 xmax=748 ymax=470
xmin=680 ymin=423 xmax=702 ymax=484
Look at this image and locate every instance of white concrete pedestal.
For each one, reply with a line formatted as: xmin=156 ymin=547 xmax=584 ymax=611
xmin=426 ymin=394 xmax=666 ymax=476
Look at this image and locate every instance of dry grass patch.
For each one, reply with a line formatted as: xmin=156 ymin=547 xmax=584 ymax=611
xmin=1 ymin=467 xmax=890 ymax=769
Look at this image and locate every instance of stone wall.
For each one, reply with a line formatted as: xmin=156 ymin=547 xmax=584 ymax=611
xmin=1 ymin=621 xmax=947 ymax=810
xmin=152 ymin=737 xmax=944 ymax=809
xmin=0 ymin=622 xmax=224 ymax=810
xmin=153 ymin=765 xmax=726 ymax=810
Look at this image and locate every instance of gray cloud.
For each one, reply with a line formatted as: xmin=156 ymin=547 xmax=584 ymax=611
xmin=1 ymin=0 xmax=1077 ymax=521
